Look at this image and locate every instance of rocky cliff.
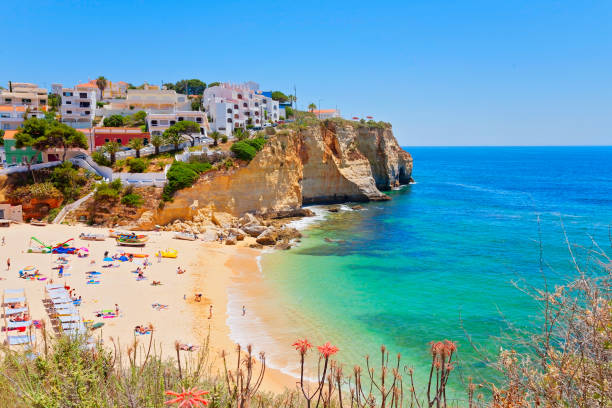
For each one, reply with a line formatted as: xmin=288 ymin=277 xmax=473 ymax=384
xmin=145 ymin=122 xmax=412 ymax=227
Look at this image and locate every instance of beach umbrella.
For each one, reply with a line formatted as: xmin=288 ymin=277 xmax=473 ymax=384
xmin=103 ymin=257 xmax=113 ymax=262
xmin=366 ymin=116 xmax=373 ymax=119
xmin=92 ymin=322 xmax=105 ymax=330
xmin=23 ymin=266 xmax=37 ymax=272
xmin=352 ymin=116 xmax=359 ymax=120
xmin=119 ymin=256 xmax=129 ymax=262
xmin=79 ymin=247 xmax=89 ymax=252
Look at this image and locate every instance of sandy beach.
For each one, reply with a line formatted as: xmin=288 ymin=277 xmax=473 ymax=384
xmin=0 ymin=223 xmax=295 ymax=393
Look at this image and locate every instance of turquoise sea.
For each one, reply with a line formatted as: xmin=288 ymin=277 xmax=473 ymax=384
xmin=227 ymin=146 xmax=612 ymax=399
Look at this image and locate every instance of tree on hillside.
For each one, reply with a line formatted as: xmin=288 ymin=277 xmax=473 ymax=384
xmin=209 ymin=131 xmax=221 ymax=147
xmin=150 ymin=134 xmax=164 ymax=155
xmin=165 ymin=79 xmax=206 ymax=95
xmin=271 ymin=91 xmax=289 ymax=103
xmin=163 ymin=128 xmax=186 ymax=152
xmin=124 ymin=111 xmax=146 ymax=127
xmin=207 ymin=82 xmax=220 ymax=88
xmin=103 ymin=114 xmax=124 ymax=127
xmin=48 ymin=94 xmax=61 ymax=111
xmin=96 ymin=76 xmax=108 ymax=99
xmin=308 ymin=103 xmax=317 ymax=112
xmin=166 ymin=121 xmax=201 ymax=147
xmin=128 ymin=137 xmax=144 ymax=158
xmin=288 ymin=94 xmax=297 ymax=108
xmin=191 ymin=97 xmax=202 ymax=111
xmin=102 ymin=141 xmax=121 ymax=165
xmin=0 ymin=129 xmax=4 ymax=146
xmin=44 ymin=122 xmax=88 ymax=162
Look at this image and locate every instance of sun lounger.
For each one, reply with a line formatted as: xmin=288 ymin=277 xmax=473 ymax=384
xmin=4 ymin=307 xmax=28 ymax=316
xmin=2 ymin=296 xmax=26 ymax=305
xmin=61 ymin=322 xmax=84 ymax=330
xmin=51 ymin=297 xmax=72 ymax=304
xmin=6 ymin=320 xmax=32 ymax=329
xmin=45 ymin=284 xmax=64 ymax=291
xmin=3 ymin=288 xmax=25 ymax=295
xmin=49 ymin=291 xmax=69 ymax=299
xmin=7 ymin=334 xmax=35 ymax=345
xmin=58 ymin=314 xmax=80 ymax=323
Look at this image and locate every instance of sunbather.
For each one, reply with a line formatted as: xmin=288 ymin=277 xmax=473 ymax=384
xmin=152 ymin=281 xmax=162 ymax=286
xmin=179 ymin=343 xmax=200 ymax=351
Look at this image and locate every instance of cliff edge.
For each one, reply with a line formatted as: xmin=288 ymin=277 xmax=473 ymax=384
xmin=146 ymin=121 xmax=412 ymax=227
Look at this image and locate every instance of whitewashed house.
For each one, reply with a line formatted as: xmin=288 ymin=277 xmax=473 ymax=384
xmin=202 ymin=82 xmax=280 ymax=136
xmin=60 ymin=87 xmax=97 ymax=128
xmin=147 ymin=111 xmax=209 ymax=137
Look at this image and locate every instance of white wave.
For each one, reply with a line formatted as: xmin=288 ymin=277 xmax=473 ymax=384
xmin=284 ymin=205 xmax=328 ymax=231
xmin=338 ymin=204 xmax=354 ymax=212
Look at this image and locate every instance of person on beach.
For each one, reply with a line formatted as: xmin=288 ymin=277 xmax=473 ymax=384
xmin=1 ymin=237 xmax=5 ymax=246
xmin=208 ymin=304 xmax=213 ymax=319
xmin=6 ymin=258 xmax=10 ymax=271
xmin=157 ymin=252 xmax=161 ymax=263
xmin=195 ymin=293 xmax=202 ymax=302
xmin=58 ymin=265 xmax=64 ymax=278
xmin=242 ymin=305 xmax=246 ymax=316
xmin=115 ymin=304 xmax=120 ymax=316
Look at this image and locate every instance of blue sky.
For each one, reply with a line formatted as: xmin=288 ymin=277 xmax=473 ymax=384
xmin=1 ymin=0 xmax=610 ymax=145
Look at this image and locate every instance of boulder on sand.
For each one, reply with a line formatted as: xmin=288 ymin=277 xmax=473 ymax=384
xmin=256 ymin=228 xmax=278 ymax=246
xmin=225 ymin=236 xmax=237 ymax=245
xmin=243 ymin=224 xmax=267 ymax=238
xmin=211 ymin=212 xmax=235 ymax=229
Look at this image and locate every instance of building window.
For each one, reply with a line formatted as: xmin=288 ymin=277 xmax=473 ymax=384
xmin=227 ymin=118 xmax=232 ymax=123
xmin=243 ymin=103 xmax=247 ymax=108
xmin=151 ymin=120 xmax=158 ymax=126
xmin=143 ymin=138 xmax=149 ymax=145
xmin=4 ymin=98 xmax=11 ymax=103
xmin=105 ymin=139 xmax=110 ymax=143
xmin=40 ymin=100 xmax=46 ymax=105
xmin=234 ymin=114 xmax=239 ymax=119
xmin=254 ymin=111 xmax=259 ymax=116
xmin=178 ymin=117 xmax=184 ymax=121
xmin=237 ymin=94 xmax=242 ymax=99
xmin=196 ymin=117 xmax=202 ymax=123
xmin=79 ymin=93 xmax=88 ymax=98
xmin=66 ymin=101 xmax=72 ymax=105
xmin=80 ymin=102 xmax=90 ymax=107
xmin=227 ymin=108 xmax=232 ymax=113
xmin=170 ymin=121 xmax=176 ymax=125
xmin=67 ymin=110 xmax=72 ymax=114
xmin=234 ymin=104 xmax=238 ymax=109
xmin=63 ymin=92 xmax=73 ymax=97
xmin=85 ymin=111 xmax=90 ymax=115
xmin=22 ymin=99 xmax=32 ymax=103
xmin=254 ymin=102 xmax=259 ymax=107
xmin=116 ymin=139 xmax=121 ymax=143
xmin=256 ymin=119 xmax=260 ymax=124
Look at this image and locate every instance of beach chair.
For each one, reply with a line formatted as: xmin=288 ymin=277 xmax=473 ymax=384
xmin=6 ymin=334 xmax=35 ymax=346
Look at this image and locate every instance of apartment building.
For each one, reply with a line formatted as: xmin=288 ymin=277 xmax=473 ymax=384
xmin=0 ymin=106 xmax=45 ymax=131
xmin=74 ymin=79 xmax=129 ymax=100
xmin=98 ymin=89 xmax=190 ymax=116
xmin=0 ymin=82 xmax=48 ymax=109
xmin=147 ymin=111 xmax=209 ymax=136
xmin=79 ymin=127 xmax=151 ymax=149
xmin=202 ymin=82 xmax=280 ymax=136
xmin=60 ymin=87 xmax=97 ymax=128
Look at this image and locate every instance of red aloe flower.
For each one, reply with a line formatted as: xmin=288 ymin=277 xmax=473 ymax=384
xmin=444 ymin=340 xmax=457 ymax=354
xmin=292 ymin=338 xmax=312 ymax=355
xmin=165 ymin=387 xmax=209 ymax=407
xmin=317 ymin=342 xmax=339 ymax=358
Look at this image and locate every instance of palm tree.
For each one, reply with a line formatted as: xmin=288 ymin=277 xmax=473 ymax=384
xmin=151 ymin=134 xmax=164 ymax=155
xmin=288 ymin=94 xmax=297 ymax=108
xmin=128 ymin=137 xmax=144 ymax=158
xmin=209 ymin=131 xmax=221 ymax=147
xmin=103 ymin=141 xmax=120 ymax=165
xmin=96 ymin=76 xmax=108 ymax=100
xmin=308 ymin=103 xmax=317 ymax=112
xmin=163 ymin=129 xmax=185 ymax=152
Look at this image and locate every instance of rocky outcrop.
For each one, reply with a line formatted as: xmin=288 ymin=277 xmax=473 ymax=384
xmin=147 ymin=121 xmax=412 ymax=227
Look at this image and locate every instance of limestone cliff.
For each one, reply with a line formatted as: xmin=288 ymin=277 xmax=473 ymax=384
xmin=147 ymin=122 xmax=412 ymax=227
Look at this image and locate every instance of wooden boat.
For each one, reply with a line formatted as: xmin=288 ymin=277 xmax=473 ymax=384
xmin=174 ymin=232 xmax=198 ymax=241
xmin=108 ymin=230 xmax=148 ymax=240
xmin=79 ymin=233 xmax=106 ymax=241
xmin=116 ymin=238 xmax=146 ymax=247
xmin=30 ymin=220 xmax=47 ymax=226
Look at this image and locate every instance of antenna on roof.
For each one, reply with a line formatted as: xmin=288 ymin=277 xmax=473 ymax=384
xmin=9 ymin=81 xmax=12 ymax=92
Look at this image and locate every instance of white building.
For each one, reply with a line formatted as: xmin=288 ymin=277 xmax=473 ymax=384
xmin=0 ymin=82 xmax=48 ymax=109
xmin=98 ymin=89 xmax=190 ymax=116
xmin=60 ymin=87 xmax=97 ymax=129
xmin=202 ymin=82 xmax=280 ymax=136
xmin=310 ymin=109 xmax=342 ymax=119
xmin=147 ymin=111 xmax=209 ymax=137
xmin=0 ymin=105 xmax=46 ymax=131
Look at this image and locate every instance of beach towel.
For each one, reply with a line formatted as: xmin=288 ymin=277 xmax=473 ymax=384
xmin=103 ymin=257 xmax=113 ymax=262
xmin=86 ymin=280 xmax=100 ymax=285
xmin=87 ymin=271 xmax=101 ymax=275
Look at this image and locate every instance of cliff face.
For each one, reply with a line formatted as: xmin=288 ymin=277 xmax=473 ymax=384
xmin=149 ymin=123 xmax=412 ymax=226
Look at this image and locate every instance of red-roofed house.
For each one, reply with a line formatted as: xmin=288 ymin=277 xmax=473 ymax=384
xmin=310 ymin=109 xmax=341 ymax=119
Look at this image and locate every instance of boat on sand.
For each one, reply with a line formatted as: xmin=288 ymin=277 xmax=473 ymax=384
xmin=174 ymin=232 xmax=198 ymax=241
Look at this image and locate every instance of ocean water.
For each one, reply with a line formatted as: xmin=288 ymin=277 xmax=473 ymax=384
xmin=227 ymin=146 xmax=612 ymax=398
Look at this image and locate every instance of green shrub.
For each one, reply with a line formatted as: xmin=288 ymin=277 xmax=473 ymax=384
xmin=91 ymin=151 xmax=110 ymax=167
xmin=50 ymin=162 xmax=88 ymax=201
xmin=103 ymin=114 xmax=124 ymax=127
xmin=94 ymin=179 xmax=123 ymax=200
xmin=8 ymin=183 xmax=63 ymax=202
xmin=230 ymin=141 xmax=257 ymax=161
xmin=162 ymin=161 xmax=212 ymax=201
xmin=127 ymin=158 xmax=146 ymax=173
xmin=121 ymin=192 xmax=144 ymax=207
xmin=46 ymin=207 xmax=60 ymax=222
xmin=246 ymin=137 xmax=266 ymax=151
xmin=221 ymin=135 xmax=228 ymax=143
